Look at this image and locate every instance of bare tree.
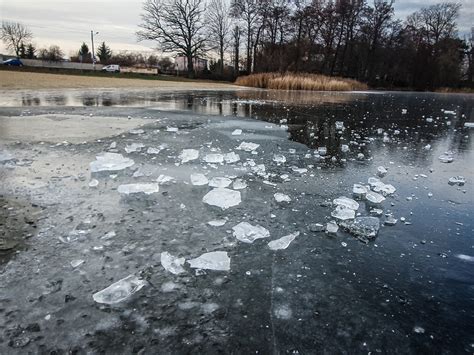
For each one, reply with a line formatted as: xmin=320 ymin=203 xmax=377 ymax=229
xmin=207 ymin=0 xmax=231 ymax=74
xmin=417 ymin=3 xmax=461 ymax=45
xmin=1 ymin=21 xmax=33 ymax=57
xmin=232 ymin=25 xmax=241 ymax=73
xmin=137 ymin=0 xmax=207 ymax=77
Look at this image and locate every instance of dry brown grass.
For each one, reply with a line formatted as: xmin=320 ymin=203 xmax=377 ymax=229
xmin=235 ymin=72 xmax=367 ymax=91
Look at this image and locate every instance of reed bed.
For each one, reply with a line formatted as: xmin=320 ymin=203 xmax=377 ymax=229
xmin=235 ymin=72 xmax=367 ymax=91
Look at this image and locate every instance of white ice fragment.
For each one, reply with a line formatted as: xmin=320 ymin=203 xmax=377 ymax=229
xmin=202 ymin=188 xmax=241 ymax=210
xmin=157 ymin=175 xmax=175 ymax=185
xmin=109 ymin=141 xmax=117 ymax=149
xmin=232 ymin=222 xmax=270 ymax=243
xmin=166 ymin=126 xmax=179 ymax=132
xmin=274 ymin=193 xmax=291 ymax=203
xmin=190 ymin=173 xmax=209 ymax=186
xmin=147 ymin=147 xmax=162 ymax=155
xmin=448 ymin=176 xmax=465 ymax=186
xmin=377 ymin=166 xmax=388 ymax=177
xmin=236 ymin=142 xmax=260 ymax=152
xmin=209 ymin=177 xmax=232 ymax=188
xmin=335 ymin=121 xmax=344 ymax=130
xmin=90 ymin=153 xmax=134 ymax=172
xmin=92 ymin=275 xmax=146 ymax=304
xmin=333 ymin=196 xmax=359 ymax=210
xmin=125 ymin=143 xmax=145 ymax=153
xmin=232 ymin=129 xmax=242 ymax=135
xmin=273 ymin=154 xmax=287 ymax=163
xmin=455 ymin=254 xmax=474 ymax=262
xmin=179 ymin=149 xmax=199 ymax=163
xmin=118 ymin=183 xmax=159 ymax=195
xmin=331 ymin=205 xmax=356 ymax=220
xmin=353 ymin=184 xmax=368 ymax=199
xmin=366 ymin=191 xmax=385 ymax=204
xmin=464 ymin=122 xmax=474 ymax=128
xmin=187 ymin=251 xmax=230 ymax=271
xmin=438 ymin=152 xmax=454 ymax=163
xmin=357 ymin=153 xmax=365 ymax=160
xmin=101 ymin=231 xmax=116 ymax=240
xmin=268 ymin=232 xmax=299 ymax=251
xmin=401 ymin=109 xmax=407 ymax=114
xmin=204 ymin=153 xmax=224 ymax=164
xmin=224 ymin=152 xmax=240 ymax=163
xmin=326 ymin=221 xmax=339 ymax=234
xmin=129 ymin=129 xmax=144 ymax=135
xmin=318 ymin=147 xmax=327 ymax=156
xmin=232 ymin=178 xmax=247 ymax=190
xmin=88 ymin=179 xmax=99 ymax=188
xmin=207 ymin=219 xmax=227 ymax=227
xmin=413 ymin=326 xmax=425 ymax=334
xmin=341 ymin=144 xmax=350 ymax=153
xmin=160 ymin=252 xmax=186 ymax=275
xmin=70 ymin=259 xmax=84 ymax=268
xmin=423 ymin=144 xmax=431 ymax=150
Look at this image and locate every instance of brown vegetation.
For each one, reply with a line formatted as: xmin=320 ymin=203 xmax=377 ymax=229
xmin=235 ymin=72 xmax=368 ymax=91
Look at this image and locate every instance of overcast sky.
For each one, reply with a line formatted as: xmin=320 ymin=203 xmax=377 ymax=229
xmin=0 ymin=0 xmax=472 ymax=57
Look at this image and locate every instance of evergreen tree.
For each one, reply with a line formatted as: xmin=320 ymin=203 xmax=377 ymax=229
xmin=26 ymin=43 xmax=36 ymax=59
xmin=97 ymin=42 xmax=112 ymax=63
xmin=78 ymin=42 xmax=90 ymax=61
xmin=19 ymin=42 xmax=26 ymax=58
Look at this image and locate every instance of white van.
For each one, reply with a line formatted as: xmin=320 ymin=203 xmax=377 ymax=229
xmin=101 ymin=64 xmax=120 ymax=73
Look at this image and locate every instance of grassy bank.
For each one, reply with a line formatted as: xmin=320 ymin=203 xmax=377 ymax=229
xmin=235 ymin=72 xmax=368 ymax=91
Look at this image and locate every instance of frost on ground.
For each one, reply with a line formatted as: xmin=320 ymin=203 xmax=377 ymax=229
xmin=92 ymin=274 xmax=147 ymax=304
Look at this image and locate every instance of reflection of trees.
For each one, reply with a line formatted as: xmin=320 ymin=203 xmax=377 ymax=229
xmin=82 ymin=96 xmax=99 ymax=106
xmin=21 ymin=95 xmax=41 ymax=106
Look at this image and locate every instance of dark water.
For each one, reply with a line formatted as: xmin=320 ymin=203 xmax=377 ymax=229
xmin=1 ymin=89 xmax=473 ymax=353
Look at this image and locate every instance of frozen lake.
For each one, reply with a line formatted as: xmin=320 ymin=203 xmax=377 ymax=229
xmin=0 ymin=89 xmax=473 ymax=353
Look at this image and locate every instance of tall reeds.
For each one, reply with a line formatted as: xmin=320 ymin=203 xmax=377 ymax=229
xmin=235 ymin=72 xmax=367 ymax=91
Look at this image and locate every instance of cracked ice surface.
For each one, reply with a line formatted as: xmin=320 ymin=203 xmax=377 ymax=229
xmin=187 ymin=251 xmax=230 ymax=271
xmin=92 ymin=275 xmax=147 ymax=304
xmin=90 ymin=152 xmax=134 ymax=172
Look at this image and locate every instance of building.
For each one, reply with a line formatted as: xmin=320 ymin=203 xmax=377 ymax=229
xmin=175 ymin=56 xmax=208 ymax=72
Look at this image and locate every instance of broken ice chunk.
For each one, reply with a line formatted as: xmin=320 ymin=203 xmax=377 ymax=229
xmin=333 ymin=196 xmax=359 ymax=210
xmin=455 ymin=254 xmax=474 ymax=262
xmin=317 ymin=147 xmax=327 ymax=156
xmin=118 ymin=183 xmax=159 ymax=195
xmin=309 ymin=223 xmax=325 ymax=232
xmin=166 ymin=126 xmax=179 ymax=132
xmin=438 ymin=152 xmax=454 ymax=163
xmin=232 ymin=129 xmax=242 ymax=135
xmin=331 ymin=206 xmax=356 ymax=220
xmin=179 ymin=149 xmax=199 ymax=163
xmin=232 ymin=222 xmax=270 ymax=243
xmin=274 ymin=193 xmax=291 ymax=203
xmin=129 ymin=129 xmax=144 ymax=135
xmin=224 ymin=152 xmax=240 ymax=163
xmin=384 ymin=216 xmax=398 ymax=226
xmin=232 ymin=178 xmax=247 ymax=190
xmin=236 ymin=142 xmax=260 ymax=152
xmin=273 ymin=154 xmax=287 ymax=163
xmin=448 ymin=176 xmax=465 ymax=186
xmin=341 ymin=144 xmax=350 ymax=153
xmin=90 ymin=153 xmax=134 ymax=173
xmin=204 ymin=153 xmax=224 ymax=164
xmin=268 ymin=232 xmax=299 ymax=250
xmin=92 ymin=275 xmax=147 ymax=304
xmin=335 ymin=121 xmax=344 ymax=130
xmin=366 ymin=191 xmax=385 ymax=204
xmin=160 ymin=252 xmax=186 ymax=275
xmin=207 ymin=219 xmax=227 ymax=227
xmin=88 ymin=179 xmax=99 ymax=188
xmin=157 ymin=175 xmax=175 ymax=185
xmin=125 ymin=143 xmax=145 ymax=153
xmin=353 ymin=184 xmax=368 ymax=199
xmin=70 ymin=259 xmax=84 ymax=268
xmin=202 ymin=188 xmax=241 ymax=210
xmin=377 ymin=166 xmax=388 ymax=177
xmin=464 ymin=122 xmax=474 ymax=128
xmin=340 ymin=217 xmax=380 ymax=243
xmin=209 ymin=177 xmax=232 ymax=188
xmin=190 ymin=173 xmax=209 ymax=186
xmin=187 ymin=251 xmax=230 ymax=271
xmin=326 ymin=221 xmax=339 ymax=234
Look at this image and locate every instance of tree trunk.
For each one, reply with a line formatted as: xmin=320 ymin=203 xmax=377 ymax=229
xmin=187 ymin=53 xmax=194 ymax=78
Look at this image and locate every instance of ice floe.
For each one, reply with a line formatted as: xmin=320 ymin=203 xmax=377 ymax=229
xmin=118 ymin=183 xmax=159 ymax=195
xmin=274 ymin=193 xmax=291 ymax=203
xmin=92 ymin=274 xmax=147 ymax=304
xmin=190 ymin=173 xmax=209 ymax=186
xmin=179 ymin=149 xmax=199 ymax=163
xmin=236 ymin=142 xmax=260 ymax=152
xmin=90 ymin=153 xmax=134 ymax=173
xmin=187 ymin=251 xmax=230 ymax=271
xmin=268 ymin=232 xmax=299 ymax=250
xmin=202 ymin=188 xmax=241 ymax=209
xmin=161 ymin=252 xmax=186 ymax=275
xmin=232 ymin=222 xmax=270 ymax=243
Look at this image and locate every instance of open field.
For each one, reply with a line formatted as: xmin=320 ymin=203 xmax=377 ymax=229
xmin=236 ymin=72 xmax=368 ymax=91
xmin=0 ymin=69 xmax=237 ymax=90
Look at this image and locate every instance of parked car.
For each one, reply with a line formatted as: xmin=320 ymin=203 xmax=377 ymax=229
xmin=2 ymin=58 xmax=23 ymax=66
xmin=101 ymin=64 xmax=120 ymax=73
